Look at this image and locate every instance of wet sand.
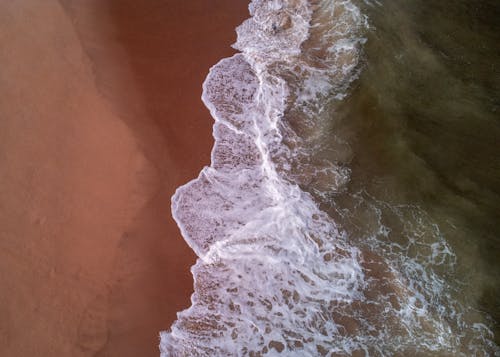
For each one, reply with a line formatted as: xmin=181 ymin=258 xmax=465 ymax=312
xmin=0 ymin=1 xmax=248 ymax=356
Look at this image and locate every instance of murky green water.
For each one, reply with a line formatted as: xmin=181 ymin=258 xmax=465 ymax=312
xmin=331 ymin=0 xmax=500 ymax=345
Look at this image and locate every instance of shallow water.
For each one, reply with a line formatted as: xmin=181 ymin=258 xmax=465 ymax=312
xmin=161 ymin=0 xmax=499 ymax=355
xmin=343 ymin=0 xmax=500 ymax=344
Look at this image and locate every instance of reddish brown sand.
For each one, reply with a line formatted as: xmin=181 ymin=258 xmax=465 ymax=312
xmin=0 ymin=1 xmax=248 ymax=356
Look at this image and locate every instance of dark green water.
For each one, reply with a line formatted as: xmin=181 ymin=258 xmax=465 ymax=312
xmin=334 ymin=0 xmax=500 ymax=345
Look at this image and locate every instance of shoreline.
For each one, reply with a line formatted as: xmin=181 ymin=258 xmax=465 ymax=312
xmin=0 ymin=1 xmax=248 ymax=356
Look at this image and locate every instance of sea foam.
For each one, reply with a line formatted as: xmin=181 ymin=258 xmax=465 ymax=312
xmin=160 ymin=1 xmax=498 ymax=355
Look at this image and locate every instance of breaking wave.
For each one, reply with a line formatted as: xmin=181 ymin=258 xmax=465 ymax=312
xmin=160 ymin=0 xmax=499 ymax=355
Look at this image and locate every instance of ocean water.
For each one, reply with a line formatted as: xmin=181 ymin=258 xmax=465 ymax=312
xmin=160 ymin=0 xmax=500 ymax=355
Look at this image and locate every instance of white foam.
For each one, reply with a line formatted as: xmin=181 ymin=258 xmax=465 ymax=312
xmin=160 ymin=0 xmax=498 ymax=355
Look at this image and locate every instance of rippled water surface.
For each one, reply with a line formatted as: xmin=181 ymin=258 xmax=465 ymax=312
xmin=343 ymin=0 xmax=500 ymax=344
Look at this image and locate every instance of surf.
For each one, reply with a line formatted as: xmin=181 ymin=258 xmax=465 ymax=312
xmin=160 ymin=1 xmax=498 ymax=355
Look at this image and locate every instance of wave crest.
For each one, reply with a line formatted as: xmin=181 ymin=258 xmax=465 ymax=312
xmin=160 ymin=1 xmax=498 ymax=355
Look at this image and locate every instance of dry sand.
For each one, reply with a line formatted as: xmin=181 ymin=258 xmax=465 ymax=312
xmin=0 ymin=1 xmax=248 ymax=356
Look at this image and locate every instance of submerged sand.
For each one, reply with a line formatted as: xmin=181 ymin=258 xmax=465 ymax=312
xmin=0 ymin=1 xmax=247 ymax=356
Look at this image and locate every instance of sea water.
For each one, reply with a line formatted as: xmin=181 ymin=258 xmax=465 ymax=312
xmin=160 ymin=0 xmax=500 ymax=355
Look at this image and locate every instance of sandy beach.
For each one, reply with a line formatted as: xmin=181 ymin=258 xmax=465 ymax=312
xmin=0 ymin=1 xmax=247 ymax=356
